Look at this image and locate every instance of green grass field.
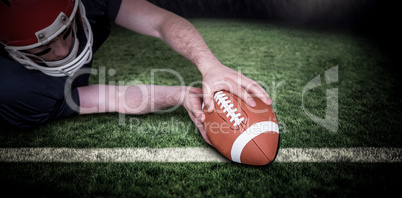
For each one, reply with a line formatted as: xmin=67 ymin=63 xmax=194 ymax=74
xmin=1 ymin=19 xmax=401 ymax=197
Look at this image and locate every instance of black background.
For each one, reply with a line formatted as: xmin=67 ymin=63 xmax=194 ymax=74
xmin=149 ymin=0 xmax=400 ymax=70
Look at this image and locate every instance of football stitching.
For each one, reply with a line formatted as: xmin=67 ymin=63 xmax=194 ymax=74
xmin=214 ymin=91 xmax=245 ymax=127
xmin=227 ymin=92 xmax=248 ymax=129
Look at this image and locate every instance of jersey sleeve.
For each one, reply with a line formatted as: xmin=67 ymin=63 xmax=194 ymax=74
xmin=0 ymin=57 xmax=80 ymax=128
xmin=107 ymin=0 xmax=122 ymax=21
xmin=81 ymin=0 xmax=122 ymax=22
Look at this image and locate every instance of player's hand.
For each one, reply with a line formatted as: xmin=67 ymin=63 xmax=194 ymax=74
xmin=182 ymin=87 xmax=212 ymax=145
xmin=201 ymin=64 xmax=273 ymax=114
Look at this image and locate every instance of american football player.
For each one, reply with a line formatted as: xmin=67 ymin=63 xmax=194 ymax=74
xmin=0 ymin=0 xmax=272 ymax=144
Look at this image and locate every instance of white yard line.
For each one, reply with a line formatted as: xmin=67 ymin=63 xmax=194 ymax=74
xmin=0 ymin=147 xmax=401 ymax=163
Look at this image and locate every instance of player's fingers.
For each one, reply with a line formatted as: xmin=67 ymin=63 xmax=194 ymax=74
xmin=243 ymin=79 xmax=273 ymax=105
xmin=225 ymin=78 xmax=256 ymax=107
xmin=192 ymin=102 xmax=205 ymax=123
xmin=184 ymin=88 xmax=211 ymax=144
xmin=202 ymin=81 xmax=215 ymax=113
xmin=186 ymin=87 xmax=206 ymax=122
xmin=187 ymin=109 xmax=211 ymax=145
xmin=207 ymin=78 xmax=256 ymax=107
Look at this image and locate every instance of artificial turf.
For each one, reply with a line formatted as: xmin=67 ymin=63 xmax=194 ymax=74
xmin=0 ymin=19 xmax=401 ymax=197
xmin=0 ymin=163 xmax=401 ymax=197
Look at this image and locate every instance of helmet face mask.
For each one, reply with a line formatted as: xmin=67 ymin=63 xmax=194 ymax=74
xmin=0 ymin=0 xmax=93 ymax=77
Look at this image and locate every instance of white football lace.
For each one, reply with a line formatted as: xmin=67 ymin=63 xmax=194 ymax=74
xmin=214 ymin=91 xmax=245 ymax=127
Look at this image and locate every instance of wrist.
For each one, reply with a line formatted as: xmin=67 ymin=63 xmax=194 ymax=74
xmin=196 ymin=59 xmax=223 ymax=76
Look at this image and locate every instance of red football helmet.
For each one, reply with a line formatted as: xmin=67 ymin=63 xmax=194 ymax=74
xmin=0 ymin=0 xmax=93 ymax=77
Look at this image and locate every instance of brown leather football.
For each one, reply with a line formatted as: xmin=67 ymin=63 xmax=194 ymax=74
xmin=203 ymin=90 xmax=280 ymax=165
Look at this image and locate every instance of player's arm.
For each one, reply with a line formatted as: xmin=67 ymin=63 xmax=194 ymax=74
xmin=77 ymin=84 xmax=211 ymax=143
xmin=114 ymin=0 xmax=218 ymax=69
xmin=77 ymin=85 xmax=182 ymax=115
xmin=114 ymin=0 xmax=272 ymax=120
